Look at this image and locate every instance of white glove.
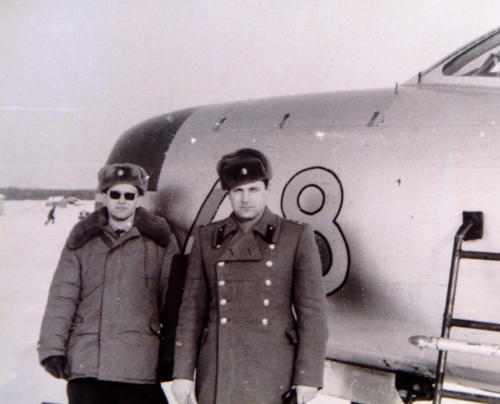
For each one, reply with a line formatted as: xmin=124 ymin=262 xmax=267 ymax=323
xmin=171 ymin=378 xmax=197 ymax=404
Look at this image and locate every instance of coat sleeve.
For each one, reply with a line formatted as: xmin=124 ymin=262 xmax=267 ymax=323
xmin=158 ymin=232 xmax=184 ymax=363
xmin=37 ymin=244 xmax=82 ymax=363
xmin=292 ymin=223 xmax=329 ymax=388
xmin=172 ymin=227 xmax=209 ymax=380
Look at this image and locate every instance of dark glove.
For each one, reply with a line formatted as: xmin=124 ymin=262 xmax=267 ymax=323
xmin=156 ymin=360 xmax=174 ymax=382
xmin=41 ymin=355 xmax=69 ymax=379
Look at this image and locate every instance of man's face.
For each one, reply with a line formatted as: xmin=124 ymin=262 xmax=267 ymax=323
xmin=228 ymin=180 xmax=268 ymax=222
xmin=104 ymin=183 xmax=141 ymax=222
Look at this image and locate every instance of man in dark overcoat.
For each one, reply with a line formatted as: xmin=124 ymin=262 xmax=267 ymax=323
xmin=172 ymin=149 xmax=328 ymax=404
xmin=38 ymin=163 xmax=182 ymax=404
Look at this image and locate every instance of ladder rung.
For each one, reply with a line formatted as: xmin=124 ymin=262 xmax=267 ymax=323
xmin=441 ymin=389 xmax=500 ymax=403
xmin=451 ymin=318 xmax=500 ymax=332
xmin=460 ymin=250 xmax=500 ymax=261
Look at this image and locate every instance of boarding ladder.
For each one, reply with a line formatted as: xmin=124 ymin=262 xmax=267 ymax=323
xmin=410 ymin=212 xmax=500 ymax=404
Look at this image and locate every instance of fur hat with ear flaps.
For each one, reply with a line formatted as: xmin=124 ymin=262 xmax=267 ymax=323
xmin=217 ymin=148 xmax=273 ymax=191
xmin=98 ymin=163 xmax=149 ymax=195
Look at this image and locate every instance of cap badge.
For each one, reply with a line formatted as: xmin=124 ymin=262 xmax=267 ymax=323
xmin=117 ymin=169 xmax=124 ymax=176
xmin=242 ymin=168 xmax=248 ymax=175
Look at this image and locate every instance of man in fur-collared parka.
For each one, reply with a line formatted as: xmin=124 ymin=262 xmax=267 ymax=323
xmin=38 ymin=163 xmax=183 ymax=404
xmin=172 ymin=149 xmax=328 ymax=404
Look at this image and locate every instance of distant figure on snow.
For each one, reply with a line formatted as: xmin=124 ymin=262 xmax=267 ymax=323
xmin=44 ymin=205 xmax=56 ymax=225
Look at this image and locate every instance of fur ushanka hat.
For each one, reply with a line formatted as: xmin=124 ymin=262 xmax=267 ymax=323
xmin=97 ymin=163 xmax=149 ymax=195
xmin=217 ymin=148 xmax=272 ymax=191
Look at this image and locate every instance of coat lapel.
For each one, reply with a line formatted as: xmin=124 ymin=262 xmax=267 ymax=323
xmin=99 ymin=225 xmax=140 ymax=249
xmin=212 ymin=207 xmax=281 ymax=262
xmin=251 ymin=207 xmax=281 ymax=244
xmin=219 ymin=231 xmax=262 ymax=261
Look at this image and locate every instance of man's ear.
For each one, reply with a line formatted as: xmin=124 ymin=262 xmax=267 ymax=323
xmin=136 ymin=194 xmax=144 ymax=207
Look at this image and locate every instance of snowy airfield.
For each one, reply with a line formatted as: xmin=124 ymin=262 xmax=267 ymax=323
xmin=0 ymin=200 xmax=345 ymax=404
xmin=0 ymin=200 xmax=483 ymax=403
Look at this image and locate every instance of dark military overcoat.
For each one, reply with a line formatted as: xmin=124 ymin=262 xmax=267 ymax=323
xmin=174 ymin=207 xmax=328 ymax=404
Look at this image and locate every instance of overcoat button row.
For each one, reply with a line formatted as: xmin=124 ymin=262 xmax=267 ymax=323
xmin=221 ymin=318 xmax=227 ymax=324
xmin=263 ymin=299 xmax=270 ymax=306
xmin=218 ymin=261 xmax=225 ymax=267
xmin=269 ymin=244 xmax=275 ymax=250
xmin=265 ymin=279 xmax=272 ymax=286
xmin=219 ymin=280 xmax=225 ymax=286
xmin=262 ymin=319 xmax=268 ymax=325
xmin=220 ymin=299 xmax=227 ymax=305
xmin=266 ymin=261 xmax=273 ymax=267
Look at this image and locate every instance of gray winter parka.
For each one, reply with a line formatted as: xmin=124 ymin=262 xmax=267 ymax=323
xmin=37 ymin=207 xmax=182 ymax=384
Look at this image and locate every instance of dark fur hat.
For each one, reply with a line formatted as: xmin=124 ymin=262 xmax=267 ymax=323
xmin=98 ymin=163 xmax=149 ymax=195
xmin=217 ymin=148 xmax=272 ymax=191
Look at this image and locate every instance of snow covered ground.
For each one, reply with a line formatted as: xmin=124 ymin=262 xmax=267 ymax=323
xmin=0 ymin=200 xmax=486 ymax=403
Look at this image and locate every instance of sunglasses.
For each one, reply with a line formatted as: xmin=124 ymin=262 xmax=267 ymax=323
xmin=108 ymin=191 xmax=137 ymax=201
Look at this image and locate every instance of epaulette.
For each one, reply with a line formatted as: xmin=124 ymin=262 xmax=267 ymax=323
xmin=281 ymin=217 xmax=304 ymax=226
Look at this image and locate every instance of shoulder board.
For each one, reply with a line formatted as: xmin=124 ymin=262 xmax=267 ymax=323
xmin=281 ymin=217 xmax=304 ymax=226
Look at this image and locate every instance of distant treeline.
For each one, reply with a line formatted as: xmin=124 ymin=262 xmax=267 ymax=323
xmin=0 ymin=187 xmax=96 ymax=201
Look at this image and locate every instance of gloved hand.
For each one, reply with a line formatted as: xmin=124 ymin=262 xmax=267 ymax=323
xmin=156 ymin=360 xmax=174 ymax=382
xmin=282 ymin=386 xmax=319 ymax=404
xmin=295 ymin=385 xmax=319 ymax=404
xmin=41 ymin=355 xmax=69 ymax=379
xmin=172 ymin=378 xmax=197 ymax=404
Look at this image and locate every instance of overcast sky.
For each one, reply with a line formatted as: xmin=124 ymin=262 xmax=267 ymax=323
xmin=1 ymin=0 xmax=499 ymax=189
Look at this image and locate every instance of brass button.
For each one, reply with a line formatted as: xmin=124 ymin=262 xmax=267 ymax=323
xmin=262 ymin=319 xmax=268 ymax=325
xmin=221 ymin=318 xmax=227 ymax=324
xmin=218 ymin=261 xmax=225 ymax=267
xmin=265 ymin=279 xmax=272 ymax=286
xmin=269 ymin=244 xmax=276 ymax=250
xmin=263 ymin=299 xmax=270 ymax=306
xmin=266 ymin=261 xmax=273 ymax=267
xmin=219 ymin=280 xmax=225 ymax=286
xmin=220 ymin=299 xmax=227 ymax=306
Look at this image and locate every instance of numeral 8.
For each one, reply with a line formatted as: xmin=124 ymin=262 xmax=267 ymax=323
xmin=281 ymin=167 xmax=349 ymax=295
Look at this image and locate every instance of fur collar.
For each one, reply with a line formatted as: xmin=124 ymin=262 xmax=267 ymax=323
xmin=67 ymin=207 xmax=171 ymax=250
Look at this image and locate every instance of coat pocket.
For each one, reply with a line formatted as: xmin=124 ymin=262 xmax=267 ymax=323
xmin=69 ymin=314 xmax=84 ymax=334
xmin=149 ymin=310 xmax=161 ymax=337
xmin=200 ymin=327 xmax=209 ymax=345
xmin=285 ymin=329 xmax=298 ymax=344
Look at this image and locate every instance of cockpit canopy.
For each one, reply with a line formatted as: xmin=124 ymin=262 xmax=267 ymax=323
xmin=444 ymin=31 xmax=500 ymax=77
xmin=408 ymin=27 xmax=500 ymax=87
